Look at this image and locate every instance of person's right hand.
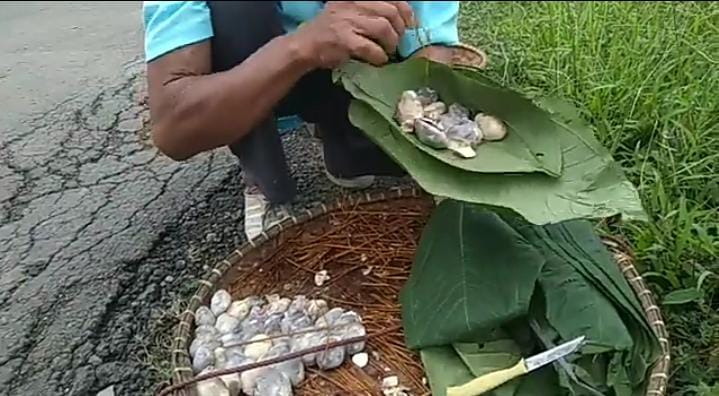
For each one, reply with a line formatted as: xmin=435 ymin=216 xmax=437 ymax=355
xmin=294 ymin=1 xmax=416 ymax=69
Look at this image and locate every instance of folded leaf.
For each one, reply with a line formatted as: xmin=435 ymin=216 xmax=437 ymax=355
xmin=607 ymin=352 xmax=635 ymax=396
xmin=514 ymin=365 xmax=560 ymax=395
xmin=423 ymin=325 xmax=558 ymax=396
xmin=403 ymin=202 xmax=659 ymax=396
xmin=548 ymin=222 xmax=648 ymax=326
xmin=400 ymin=200 xmax=545 ymax=349
xmin=453 ymin=340 xmax=524 ymax=396
xmin=453 ymin=340 xmax=522 ymax=377
xmin=497 ymin=213 xmax=662 ymax=392
xmin=421 ymin=337 xmax=529 ymax=396
xmin=337 ymin=59 xmax=563 ymax=177
xmin=348 ymin=100 xmax=647 ymax=225
xmin=529 ymin=307 xmax=607 ymax=396
xmin=421 ymin=346 xmax=475 ymax=396
xmin=537 ymin=240 xmax=634 ymax=351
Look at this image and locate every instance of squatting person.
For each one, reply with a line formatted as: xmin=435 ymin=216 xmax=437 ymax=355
xmin=142 ymin=1 xmax=461 ymax=239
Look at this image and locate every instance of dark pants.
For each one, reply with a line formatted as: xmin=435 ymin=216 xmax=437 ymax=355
xmin=207 ymin=1 xmax=405 ymax=204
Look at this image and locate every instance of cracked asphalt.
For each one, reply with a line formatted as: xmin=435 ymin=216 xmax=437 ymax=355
xmin=0 ymin=2 xmax=413 ymax=395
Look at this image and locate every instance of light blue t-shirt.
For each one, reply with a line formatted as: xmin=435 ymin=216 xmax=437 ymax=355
xmin=142 ymin=1 xmax=461 ymax=63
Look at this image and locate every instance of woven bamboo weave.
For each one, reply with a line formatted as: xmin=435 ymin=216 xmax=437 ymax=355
xmin=164 ymin=187 xmax=670 ymax=396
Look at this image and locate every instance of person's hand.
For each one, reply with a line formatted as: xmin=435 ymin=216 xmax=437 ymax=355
xmin=294 ymin=1 xmax=416 ymax=69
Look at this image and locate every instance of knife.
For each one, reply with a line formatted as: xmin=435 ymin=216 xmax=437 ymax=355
xmin=528 ymin=320 xmax=604 ymax=396
xmin=446 ymin=336 xmax=586 ymax=396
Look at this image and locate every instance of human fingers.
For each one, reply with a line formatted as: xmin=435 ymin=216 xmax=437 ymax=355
xmin=346 ymin=32 xmax=390 ymax=66
xmin=353 ymin=16 xmax=400 ymax=54
xmin=355 ymin=1 xmax=407 ymax=37
xmin=386 ymin=1 xmax=415 ymax=28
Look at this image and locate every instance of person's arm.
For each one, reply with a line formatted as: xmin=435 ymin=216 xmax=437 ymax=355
xmin=147 ymin=37 xmax=314 ymax=161
xmin=144 ymin=1 xmax=415 ymax=161
xmin=144 ymin=2 xmax=316 ymax=161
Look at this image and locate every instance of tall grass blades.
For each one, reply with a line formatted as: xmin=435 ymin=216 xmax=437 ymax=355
xmin=459 ymin=2 xmax=719 ymax=392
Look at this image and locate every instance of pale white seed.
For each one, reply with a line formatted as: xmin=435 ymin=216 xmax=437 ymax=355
xmin=210 ymin=289 xmax=232 ymax=316
xmin=382 ymin=376 xmax=399 ymax=389
xmin=475 ymin=113 xmax=508 ymax=141
xmin=244 ymin=334 xmax=272 ymax=360
xmin=314 ymin=270 xmax=330 ymax=287
xmin=352 ymin=352 xmax=369 ymax=368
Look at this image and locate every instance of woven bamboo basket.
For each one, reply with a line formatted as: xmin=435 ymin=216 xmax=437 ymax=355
xmin=447 ymin=43 xmax=489 ymax=70
xmin=162 ymin=187 xmax=670 ymax=396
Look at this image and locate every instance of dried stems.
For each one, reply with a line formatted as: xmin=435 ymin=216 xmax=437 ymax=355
xmin=181 ymin=198 xmax=434 ymax=396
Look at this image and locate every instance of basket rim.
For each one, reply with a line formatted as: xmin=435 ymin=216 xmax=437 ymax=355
xmin=166 ymin=186 xmax=670 ymax=396
xmin=450 ymin=42 xmax=489 ymax=70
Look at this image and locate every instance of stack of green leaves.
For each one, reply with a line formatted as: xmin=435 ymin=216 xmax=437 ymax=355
xmin=334 ymin=59 xmax=661 ymax=395
xmin=399 ymin=200 xmax=662 ymax=396
xmin=334 ymin=58 xmax=647 ymax=226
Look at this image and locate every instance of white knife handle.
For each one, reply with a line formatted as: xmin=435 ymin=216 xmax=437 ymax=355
xmin=446 ymin=359 xmax=528 ymax=396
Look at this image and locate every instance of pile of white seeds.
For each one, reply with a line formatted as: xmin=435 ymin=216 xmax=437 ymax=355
xmin=189 ymin=289 xmax=367 ymax=396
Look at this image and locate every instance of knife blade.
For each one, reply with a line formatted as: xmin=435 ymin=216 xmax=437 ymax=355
xmin=524 ymin=335 xmax=585 ymax=372
xmin=446 ymin=336 xmax=586 ymax=396
xmin=529 ymin=319 xmax=604 ymax=396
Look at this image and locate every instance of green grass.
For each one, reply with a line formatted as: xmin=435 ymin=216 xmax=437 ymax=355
xmin=459 ymin=1 xmax=719 ymax=394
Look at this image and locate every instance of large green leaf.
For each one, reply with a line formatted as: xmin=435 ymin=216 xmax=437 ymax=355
xmin=404 ymin=203 xmax=660 ymax=396
xmin=547 ymin=222 xmax=652 ymax=335
xmin=400 ymin=200 xmax=545 ymax=349
xmin=348 ymin=99 xmax=647 ymax=225
xmin=537 ymin=243 xmax=634 ymax=351
xmin=546 ymin=232 xmax=658 ymax=391
xmin=529 ymin=220 xmax=661 ymax=381
xmin=336 ymin=59 xmax=563 ymax=176
xmin=528 ymin=300 xmax=608 ymax=396
xmin=499 ymin=214 xmax=662 ymax=393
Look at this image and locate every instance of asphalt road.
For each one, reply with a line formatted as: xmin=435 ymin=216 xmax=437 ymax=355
xmin=0 ymin=2 xmax=233 ymax=394
xmin=0 ymin=2 xmax=412 ymax=395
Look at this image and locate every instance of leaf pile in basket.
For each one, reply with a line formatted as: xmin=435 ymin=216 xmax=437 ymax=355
xmin=398 ymin=200 xmax=662 ymax=396
xmin=334 ymin=58 xmax=647 ymax=226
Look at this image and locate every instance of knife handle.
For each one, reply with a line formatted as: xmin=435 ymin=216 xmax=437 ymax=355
xmin=446 ymin=359 xmax=528 ymax=396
